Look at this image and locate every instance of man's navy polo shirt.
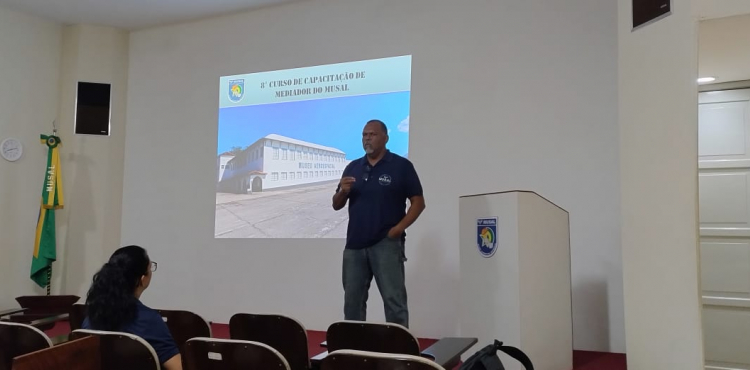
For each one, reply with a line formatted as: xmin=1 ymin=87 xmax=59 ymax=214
xmin=82 ymin=300 xmax=180 ymax=365
xmin=337 ymin=151 xmax=423 ymax=249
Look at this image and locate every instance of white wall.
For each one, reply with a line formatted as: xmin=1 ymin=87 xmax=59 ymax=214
xmin=0 ymin=7 xmax=129 ymax=313
xmin=0 ymin=6 xmax=61 ymax=307
xmin=123 ymin=0 xmax=623 ymax=351
xmin=618 ymin=0 xmax=705 ymax=368
xmin=699 ymin=14 xmax=750 ymax=83
xmin=54 ymin=25 xmax=130 ymax=299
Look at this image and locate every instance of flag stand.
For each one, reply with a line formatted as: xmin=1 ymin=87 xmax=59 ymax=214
xmin=32 ymin=120 xmax=61 ymax=293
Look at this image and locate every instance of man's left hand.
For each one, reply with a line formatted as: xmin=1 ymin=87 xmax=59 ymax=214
xmin=388 ymin=226 xmax=404 ymax=239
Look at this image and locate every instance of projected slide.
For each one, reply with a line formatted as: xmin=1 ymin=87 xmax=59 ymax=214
xmin=215 ymin=55 xmax=411 ymax=238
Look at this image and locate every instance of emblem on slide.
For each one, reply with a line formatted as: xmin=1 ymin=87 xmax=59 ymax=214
xmin=476 ymin=217 xmax=498 ymax=258
xmin=228 ymin=79 xmax=244 ymax=102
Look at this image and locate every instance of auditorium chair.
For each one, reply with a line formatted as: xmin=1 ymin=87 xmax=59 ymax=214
xmin=156 ymin=309 xmax=212 ymax=354
xmin=229 ymin=313 xmax=312 ymax=370
xmin=68 ymin=303 xmax=86 ymax=330
xmin=0 ymin=321 xmax=53 ymax=370
xmin=69 ymin=305 xmax=211 ymax=353
xmin=321 ymin=349 xmax=446 ymax=370
xmin=323 ymin=321 xmax=477 ymax=370
xmin=70 ymin=329 xmax=161 ymax=370
xmin=184 ymin=337 xmax=291 ymax=370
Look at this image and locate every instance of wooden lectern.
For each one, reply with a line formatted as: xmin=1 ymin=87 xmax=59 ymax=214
xmin=458 ymin=190 xmax=572 ymax=370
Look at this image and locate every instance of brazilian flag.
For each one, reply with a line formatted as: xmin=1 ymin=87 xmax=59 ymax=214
xmin=31 ymin=134 xmax=64 ymax=288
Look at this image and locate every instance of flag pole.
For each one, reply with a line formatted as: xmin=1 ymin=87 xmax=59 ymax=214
xmin=47 ymin=120 xmax=56 ymax=297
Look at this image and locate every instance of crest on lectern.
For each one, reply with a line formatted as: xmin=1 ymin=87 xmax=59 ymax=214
xmin=476 ymin=217 xmax=498 ymax=258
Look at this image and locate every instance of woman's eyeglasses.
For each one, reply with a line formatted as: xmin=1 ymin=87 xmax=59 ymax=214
xmin=150 ymin=261 xmax=158 ymax=272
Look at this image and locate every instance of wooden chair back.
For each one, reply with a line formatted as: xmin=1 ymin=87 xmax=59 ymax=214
xmin=0 ymin=321 xmax=52 ymax=370
xmin=326 ymin=321 xmax=420 ymax=356
xmin=183 ymin=337 xmax=290 ymax=370
xmin=229 ymin=313 xmax=310 ymax=370
xmin=70 ymin=329 xmax=160 ymax=370
xmin=68 ymin=303 xmax=86 ymax=331
xmin=156 ymin=309 xmax=212 ymax=354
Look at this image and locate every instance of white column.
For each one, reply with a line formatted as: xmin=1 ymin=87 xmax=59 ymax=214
xmin=618 ymin=1 xmax=704 ymax=368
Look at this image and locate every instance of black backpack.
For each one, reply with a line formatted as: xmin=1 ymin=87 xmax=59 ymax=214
xmin=459 ymin=340 xmax=534 ymax=370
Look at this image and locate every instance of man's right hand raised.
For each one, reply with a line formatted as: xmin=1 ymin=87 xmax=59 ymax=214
xmin=339 ymin=177 xmax=356 ymax=193
xmin=333 ymin=176 xmax=356 ymax=210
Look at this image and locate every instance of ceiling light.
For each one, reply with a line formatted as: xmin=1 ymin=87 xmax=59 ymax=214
xmin=698 ymin=77 xmax=716 ymax=84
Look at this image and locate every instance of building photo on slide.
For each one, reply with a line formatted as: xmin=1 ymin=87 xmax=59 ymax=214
xmin=214 ymin=55 xmax=412 ymax=239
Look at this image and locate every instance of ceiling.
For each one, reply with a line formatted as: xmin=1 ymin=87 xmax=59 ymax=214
xmin=696 ymin=0 xmax=750 ymax=84
xmin=0 ymin=0 xmax=299 ymax=30
xmin=696 ymin=0 xmax=750 ymax=20
xmin=2 ymin=0 xmax=750 ymax=30
xmin=699 ymin=13 xmax=750 ymax=84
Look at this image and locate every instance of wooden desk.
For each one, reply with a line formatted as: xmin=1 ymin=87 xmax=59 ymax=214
xmin=10 ymin=296 xmax=78 ymax=327
xmin=3 ymin=295 xmax=76 ymax=332
xmin=310 ymin=351 xmax=328 ymax=370
xmin=420 ymin=337 xmax=478 ymax=369
xmin=49 ymin=335 xmax=69 ymax=346
xmin=310 ymin=337 xmax=477 ymax=370
xmin=12 ymin=336 xmax=100 ymax=370
xmin=0 ymin=309 xmax=26 ymax=318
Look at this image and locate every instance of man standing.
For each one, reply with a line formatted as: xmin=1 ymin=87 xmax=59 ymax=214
xmin=332 ymin=119 xmax=426 ymax=328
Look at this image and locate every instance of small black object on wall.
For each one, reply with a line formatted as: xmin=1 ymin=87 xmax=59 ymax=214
xmin=75 ymin=81 xmax=111 ymax=136
xmin=633 ymin=0 xmax=671 ymax=30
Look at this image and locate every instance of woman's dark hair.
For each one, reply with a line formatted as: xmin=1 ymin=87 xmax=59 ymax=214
xmin=85 ymin=245 xmax=150 ymax=331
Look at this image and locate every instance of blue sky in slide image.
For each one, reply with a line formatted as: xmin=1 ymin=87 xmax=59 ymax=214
xmin=217 ymin=91 xmax=410 ymax=159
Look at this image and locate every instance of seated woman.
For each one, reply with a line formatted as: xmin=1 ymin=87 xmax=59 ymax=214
xmin=82 ymin=245 xmax=182 ymax=370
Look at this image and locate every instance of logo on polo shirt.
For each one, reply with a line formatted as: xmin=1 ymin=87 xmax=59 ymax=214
xmin=378 ymin=174 xmax=392 ymax=186
xmin=477 ymin=217 xmax=498 ymax=258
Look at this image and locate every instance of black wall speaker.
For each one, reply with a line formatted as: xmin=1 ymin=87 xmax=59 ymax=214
xmin=633 ymin=0 xmax=671 ymax=29
xmin=75 ymin=81 xmax=111 ymax=136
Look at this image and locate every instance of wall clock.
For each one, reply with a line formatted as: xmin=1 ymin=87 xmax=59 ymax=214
xmin=1 ymin=137 xmax=23 ymax=162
